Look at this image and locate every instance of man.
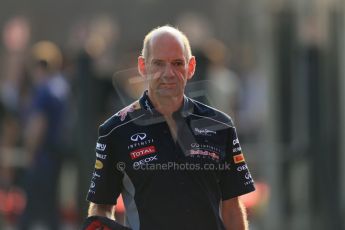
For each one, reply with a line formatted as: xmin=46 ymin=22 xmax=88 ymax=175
xmin=83 ymin=25 xmax=255 ymax=230
xmin=19 ymin=41 xmax=70 ymax=230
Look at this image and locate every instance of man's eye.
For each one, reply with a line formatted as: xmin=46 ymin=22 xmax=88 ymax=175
xmin=173 ymin=61 xmax=184 ymax=67
xmin=153 ymin=61 xmax=165 ymax=67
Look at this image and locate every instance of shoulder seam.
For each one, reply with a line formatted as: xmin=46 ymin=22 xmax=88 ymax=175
xmin=99 ymin=114 xmax=146 ymax=139
xmin=189 ymin=113 xmax=233 ymax=128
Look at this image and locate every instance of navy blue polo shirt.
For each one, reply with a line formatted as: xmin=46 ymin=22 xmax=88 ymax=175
xmin=87 ymin=91 xmax=255 ymax=230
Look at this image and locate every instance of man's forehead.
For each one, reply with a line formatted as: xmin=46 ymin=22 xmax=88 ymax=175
xmin=150 ymin=32 xmax=184 ymax=51
xmin=147 ymin=33 xmax=186 ymax=63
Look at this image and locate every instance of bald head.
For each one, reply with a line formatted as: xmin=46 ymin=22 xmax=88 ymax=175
xmin=141 ymin=25 xmax=192 ymax=61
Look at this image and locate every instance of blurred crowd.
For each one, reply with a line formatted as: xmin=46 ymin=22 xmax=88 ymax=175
xmin=0 ymin=14 xmax=268 ymax=229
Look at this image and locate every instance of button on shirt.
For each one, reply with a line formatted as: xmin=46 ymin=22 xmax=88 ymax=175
xmin=87 ymin=91 xmax=255 ymax=230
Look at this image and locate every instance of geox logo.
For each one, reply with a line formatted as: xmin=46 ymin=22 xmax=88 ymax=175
xmin=133 ymin=155 xmax=158 ymax=167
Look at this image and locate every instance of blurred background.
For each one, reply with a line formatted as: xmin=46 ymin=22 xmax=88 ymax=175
xmin=0 ymin=0 xmax=344 ymax=229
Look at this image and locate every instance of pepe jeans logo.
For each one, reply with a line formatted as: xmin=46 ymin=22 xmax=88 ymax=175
xmin=131 ymin=133 xmax=147 ymax=142
xmin=194 ymin=128 xmax=216 ymax=136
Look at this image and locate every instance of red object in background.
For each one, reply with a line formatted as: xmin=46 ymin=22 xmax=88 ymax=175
xmin=115 ymin=195 xmax=125 ymax=213
xmin=85 ymin=220 xmax=111 ymax=230
xmin=240 ymin=181 xmax=270 ymax=209
xmin=0 ymin=186 xmax=27 ymax=223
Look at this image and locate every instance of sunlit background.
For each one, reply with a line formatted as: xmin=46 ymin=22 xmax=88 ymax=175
xmin=0 ymin=0 xmax=344 ymax=229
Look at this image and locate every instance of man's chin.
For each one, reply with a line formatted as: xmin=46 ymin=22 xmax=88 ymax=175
xmin=156 ymin=89 xmax=181 ymax=97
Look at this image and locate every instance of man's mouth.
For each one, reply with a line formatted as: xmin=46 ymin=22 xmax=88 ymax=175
xmin=160 ymin=83 xmax=176 ymax=88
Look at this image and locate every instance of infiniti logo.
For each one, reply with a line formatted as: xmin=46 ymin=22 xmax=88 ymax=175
xmin=131 ymin=133 xmax=147 ymax=142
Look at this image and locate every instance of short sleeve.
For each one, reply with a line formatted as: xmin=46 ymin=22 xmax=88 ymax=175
xmin=86 ymin=125 xmax=124 ymax=205
xmin=219 ymin=127 xmax=255 ymax=200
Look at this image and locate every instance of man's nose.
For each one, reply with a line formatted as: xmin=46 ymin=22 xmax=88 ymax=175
xmin=163 ymin=63 xmax=175 ymax=77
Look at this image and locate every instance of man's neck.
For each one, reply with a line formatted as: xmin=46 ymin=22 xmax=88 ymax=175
xmin=148 ymin=90 xmax=184 ymax=117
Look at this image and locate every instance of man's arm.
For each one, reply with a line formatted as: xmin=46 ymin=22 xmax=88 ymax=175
xmin=88 ymin=202 xmax=115 ymax=219
xmin=221 ymin=197 xmax=248 ymax=230
xmin=83 ymin=202 xmax=131 ymax=229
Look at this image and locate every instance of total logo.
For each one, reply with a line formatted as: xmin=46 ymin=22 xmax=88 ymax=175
xmin=133 ymin=155 xmax=158 ymax=167
xmin=131 ymin=133 xmax=147 ymax=142
xmin=130 ymin=145 xmax=156 ymax=160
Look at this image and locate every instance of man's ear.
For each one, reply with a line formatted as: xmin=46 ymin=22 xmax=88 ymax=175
xmin=187 ymin=56 xmax=196 ymax=80
xmin=138 ymin=56 xmax=146 ymax=76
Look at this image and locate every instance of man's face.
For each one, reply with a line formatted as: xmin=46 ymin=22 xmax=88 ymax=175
xmin=139 ymin=33 xmax=195 ymax=98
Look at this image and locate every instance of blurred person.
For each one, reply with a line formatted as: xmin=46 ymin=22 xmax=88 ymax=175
xmin=237 ymin=45 xmax=267 ymax=142
xmin=66 ymin=17 xmax=123 ymax=221
xmin=203 ymin=38 xmax=241 ymax=120
xmin=1 ymin=16 xmax=31 ymax=113
xmin=0 ymin=18 xmax=32 ymax=227
xmin=18 ymin=41 xmax=70 ymax=230
xmin=0 ymin=16 xmax=31 ymax=183
xmin=175 ymin=12 xmax=212 ymax=83
xmin=0 ymin=110 xmax=20 ymax=186
xmin=176 ymin=13 xmax=212 ymax=104
xmin=82 ymin=25 xmax=255 ymax=230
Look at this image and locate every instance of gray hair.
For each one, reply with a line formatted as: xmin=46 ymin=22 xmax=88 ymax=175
xmin=141 ymin=25 xmax=192 ymax=61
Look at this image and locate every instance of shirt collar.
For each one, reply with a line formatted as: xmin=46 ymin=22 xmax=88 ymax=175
xmin=139 ymin=90 xmax=193 ymax=117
